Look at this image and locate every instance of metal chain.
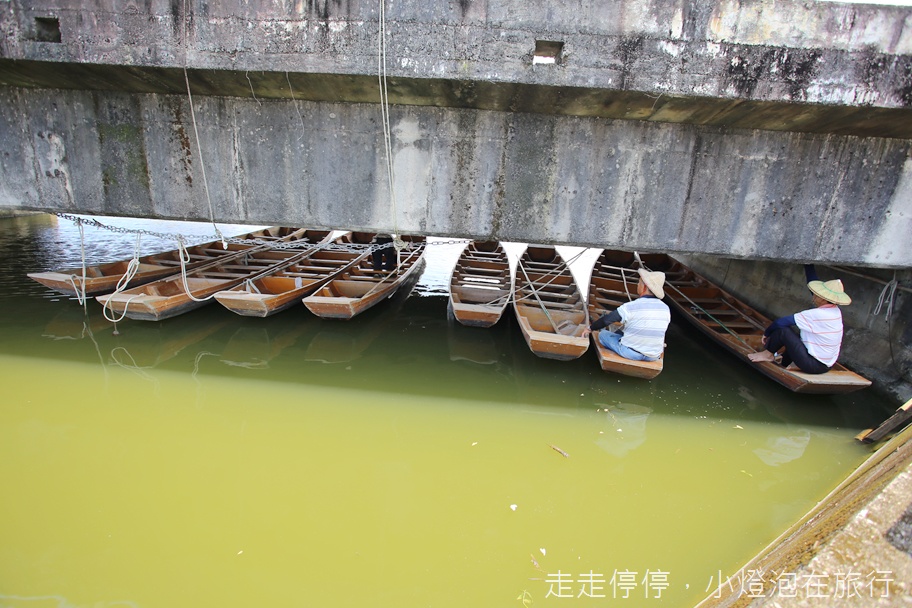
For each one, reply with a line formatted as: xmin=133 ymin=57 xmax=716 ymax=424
xmin=54 ymin=214 xmax=470 ymax=254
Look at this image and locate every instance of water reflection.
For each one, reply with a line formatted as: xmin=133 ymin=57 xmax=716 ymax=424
xmin=753 ymin=430 xmax=812 ymax=467
xmin=594 ymin=402 xmax=652 ymax=457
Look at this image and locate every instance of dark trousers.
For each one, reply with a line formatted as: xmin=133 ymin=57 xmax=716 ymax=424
xmin=765 ymin=326 xmax=830 ymax=374
xmin=372 ymin=237 xmax=397 ymax=271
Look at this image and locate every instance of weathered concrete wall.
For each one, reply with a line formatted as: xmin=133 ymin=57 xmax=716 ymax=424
xmin=681 ymin=255 xmax=912 ymax=402
xmin=0 ymin=0 xmax=910 ymax=266
xmin=1 ymin=0 xmax=911 ymax=136
xmin=1 ymin=86 xmax=910 ymax=267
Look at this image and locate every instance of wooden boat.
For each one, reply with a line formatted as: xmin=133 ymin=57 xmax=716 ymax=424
xmin=302 ymin=236 xmax=426 ymax=320
xmin=96 ymin=228 xmax=326 ymax=321
xmin=513 ymin=246 xmax=589 ymax=360
xmin=448 ymin=241 xmax=512 ymax=328
xmin=213 ymin=231 xmax=376 ymax=317
xmin=28 ymin=226 xmax=298 ymax=297
xmin=586 ymin=249 xmax=664 ymax=379
xmin=634 ymin=252 xmax=872 ymax=394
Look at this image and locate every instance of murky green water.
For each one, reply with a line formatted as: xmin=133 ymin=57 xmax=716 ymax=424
xmin=0 ymin=214 xmax=892 ymax=607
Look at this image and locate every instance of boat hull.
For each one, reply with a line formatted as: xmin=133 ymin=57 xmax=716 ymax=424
xmin=28 ymin=226 xmax=310 ymax=297
xmin=213 ymin=233 xmax=372 ymax=317
xmin=448 ymin=241 xmax=512 ymax=328
xmin=514 ymin=304 xmax=588 ymax=360
xmin=95 ymin=228 xmax=318 ymax=321
xmin=586 ymin=249 xmax=665 ymax=378
xmin=97 ymin=278 xmax=237 ymax=321
xmin=214 ymin=283 xmax=317 ymax=317
xmin=449 ymin=302 xmax=506 ymax=328
xmin=512 ymin=246 xmax=588 ymax=360
xmin=303 ymin=239 xmax=426 ymax=320
xmin=591 ymin=332 xmax=663 ymax=379
xmin=637 ymin=252 xmax=872 ymax=394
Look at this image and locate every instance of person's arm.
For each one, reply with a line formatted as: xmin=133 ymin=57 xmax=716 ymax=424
xmin=764 ymin=314 xmax=796 ymax=337
xmin=804 ymin=264 xmax=819 ymax=283
xmin=590 ymin=310 xmax=621 ymax=331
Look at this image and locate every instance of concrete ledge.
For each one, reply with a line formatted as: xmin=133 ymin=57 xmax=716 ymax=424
xmin=695 ymin=424 xmax=912 ymax=607
xmin=1 ymin=59 xmax=910 ymax=139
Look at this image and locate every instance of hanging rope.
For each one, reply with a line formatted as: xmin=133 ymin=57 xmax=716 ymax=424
xmin=286 ymin=71 xmax=306 ymax=141
xmin=69 ymin=217 xmax=88 ymax=309
xmin=114 ymin=232 xmax=144 ymax=293
xmin=873 ymin=270 xmax=899 ymax=321
xmin=176 ymin=236 xmax=223 ymax=303
xmin=377 ymin=0 xmax=405 ymax=253
xmin=181 ymin=0 xmax=226 ymax=248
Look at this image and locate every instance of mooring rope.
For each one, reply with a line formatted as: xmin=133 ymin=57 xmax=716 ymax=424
xmin=181 ymin=0 xmax=226 ymax=248
xmin=377 ymin=0 xmax=406 ymax=255
xmin=176 ymin=236 xmax=223 ymax=303
xmin=70 ymin=218 xmax=88 ymax=309
xmin=873 ymin=270 xmax=899 ymax=321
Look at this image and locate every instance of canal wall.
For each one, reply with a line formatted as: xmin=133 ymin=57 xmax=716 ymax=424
xmin=0 ymin=0 xmax=911 ymax=267
xmin=682 ymin=255 xmax=912 ymax=404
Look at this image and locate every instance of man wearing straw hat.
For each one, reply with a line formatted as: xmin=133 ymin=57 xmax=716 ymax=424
xmin=583 ymin=269 xmax=671 ymax=361
xmin=748 ymin=266 xmax=851 ymax=374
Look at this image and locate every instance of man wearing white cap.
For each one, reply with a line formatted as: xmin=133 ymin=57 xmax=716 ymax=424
xmin=583 ymin=269 xmax=671 ymax=362
xmin=748 ymin=265 xmax=851 ymax=374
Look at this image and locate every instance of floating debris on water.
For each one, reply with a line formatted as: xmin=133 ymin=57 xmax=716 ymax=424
xmin=550 ymin=444 xmax=569 ymax=458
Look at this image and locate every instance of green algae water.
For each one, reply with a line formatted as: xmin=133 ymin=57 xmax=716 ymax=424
xmin=0 ymin=214 xmax=893 ymax=607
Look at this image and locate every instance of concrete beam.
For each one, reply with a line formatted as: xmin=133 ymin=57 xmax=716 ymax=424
xmin=1 ymin=0 xmax=911 ymax=137
xmin=2 ymin=86 xmax=910 ymax=267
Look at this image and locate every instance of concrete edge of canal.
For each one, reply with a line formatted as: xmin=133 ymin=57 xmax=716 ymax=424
xmin=695 ymin=425 xmax=912 ymax=607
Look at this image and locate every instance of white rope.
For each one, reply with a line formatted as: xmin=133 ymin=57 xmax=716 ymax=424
xmin=177 ymin=236 xmax=221 ymax=303
xmin=72 ymin=219 xmax=88 ymax=308
xmin=114 ymin=232 xmax=143 ymax=293
xmin=245 ymin=70 xmax=261 ymax=105
xmin=377 ymin=0 xmax=403 ymax=250
xmin=100 ymin=232 xmax=146 ymax=326
xmin=873 ymin=270 xmax=899 ymax=321
xmin=286 ymin=71 xmax=306 ymax=141
xmin=181 ymin=0 xmax=226 ymax=248
xmin=101 ymin=293 xmax=140 ymax=325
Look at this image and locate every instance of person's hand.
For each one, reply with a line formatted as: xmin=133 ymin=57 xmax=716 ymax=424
xmin=761 ymin=335 xmax=768 ymax=347
xmin=582 ymin=328 xmax=591 ymax=338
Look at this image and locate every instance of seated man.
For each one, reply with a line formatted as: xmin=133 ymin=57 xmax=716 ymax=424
xmin=583 ymin=270 xmax=670 ymax=361
xmin=747 ymin=265 xmax=851 ymax=374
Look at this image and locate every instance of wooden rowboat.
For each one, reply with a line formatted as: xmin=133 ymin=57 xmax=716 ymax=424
xmin=302 ymin=236 xmax=426 ymax=320
xmin=96 ymin=228 xmax=325 ymax=321
xmin=213 ymin=232 xmax=376 ymax=317
xmin=513 ymin=246 xmax=588 ymax=361
xmin=638 ymin=252 xmax=872 ymax=394
xmin=28 ymin=226 xmax=296 ymax=297
xmin=448 ymin=241 xmax=512 ymax=328
xmin=586 ymin=249 xmax=664 ymax=379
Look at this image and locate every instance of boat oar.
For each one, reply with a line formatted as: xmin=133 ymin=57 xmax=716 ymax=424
xmin=518 ymin=258 xmax=574 ymax=335
xmin=635 ymin=258 xmax=757 ymax=353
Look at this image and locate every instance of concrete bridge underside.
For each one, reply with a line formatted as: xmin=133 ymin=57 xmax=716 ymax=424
xmin=0 ymin=0 xmax=911 ymax=268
